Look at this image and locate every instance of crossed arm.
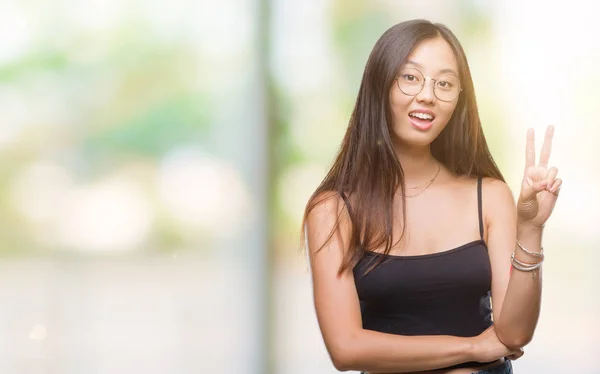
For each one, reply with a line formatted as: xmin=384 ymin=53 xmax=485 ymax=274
xmin=306 ymin=181 xmax=543 ymax=372
xmin=306 ymin=192 xmax=481 ymax=373
xmin=305 ymin=188 xmax=538 ymax=373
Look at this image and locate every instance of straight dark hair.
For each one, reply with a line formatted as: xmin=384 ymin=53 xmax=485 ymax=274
xmin=301 ymin=19 xmax=504 ymax=274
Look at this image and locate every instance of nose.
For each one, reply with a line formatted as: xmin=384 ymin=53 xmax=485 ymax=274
xmin=415 ymin=77 xmax=436 ymax=104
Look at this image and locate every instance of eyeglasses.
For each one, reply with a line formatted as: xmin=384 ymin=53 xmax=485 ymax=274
xmin=395 ymin=67 xmax=462 ymax=102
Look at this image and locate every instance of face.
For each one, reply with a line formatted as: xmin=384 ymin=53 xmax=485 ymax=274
xmin=389 ymin=37 xmax=460 ymax=148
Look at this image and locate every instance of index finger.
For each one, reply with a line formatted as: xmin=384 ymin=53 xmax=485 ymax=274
xmin=538 ymin=125 xmax=554 ymax=168
xmin=525 ymin=128 xmax=535 ymax=168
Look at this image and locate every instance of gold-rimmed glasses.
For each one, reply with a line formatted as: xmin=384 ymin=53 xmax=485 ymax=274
xmin=396 ymin=67 xmax=462 ymax=102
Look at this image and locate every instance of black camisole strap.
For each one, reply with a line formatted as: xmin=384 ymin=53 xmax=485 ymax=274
xmin=339 ymin=191 xmax=354 ymax=218
xmin=477 ymin=177 xmax=484 ymax=241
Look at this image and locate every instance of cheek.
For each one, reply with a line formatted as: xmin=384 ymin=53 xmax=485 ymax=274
xmin=438 ymin=102 xmax=458 ymax=123
xmin=389 ymin=91 xmax=411 ymax=119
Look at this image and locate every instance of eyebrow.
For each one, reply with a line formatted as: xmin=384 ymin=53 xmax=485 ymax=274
xmin=404 ymin=60 xmax=459 ymax=76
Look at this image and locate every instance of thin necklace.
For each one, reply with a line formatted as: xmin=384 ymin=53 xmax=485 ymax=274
xmin=397 ymin=163 xmax=441 ymax=198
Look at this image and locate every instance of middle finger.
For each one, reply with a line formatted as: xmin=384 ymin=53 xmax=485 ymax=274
xmin=538 ymin=125 xmax=555 ymax=168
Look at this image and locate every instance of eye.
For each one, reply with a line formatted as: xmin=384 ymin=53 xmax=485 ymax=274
xmin=437 ymin=81 xmax=453 ymax=88
xmin=402 ymin=74 xmax=416 ymax=82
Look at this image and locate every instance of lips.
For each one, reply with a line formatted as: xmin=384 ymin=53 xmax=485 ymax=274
xmin=408 ymin=111 xmax=435 ymax=131
xmin=408 ymin=109 xmax=435 ymax=121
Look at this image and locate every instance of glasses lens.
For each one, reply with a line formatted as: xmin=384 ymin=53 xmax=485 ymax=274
xmin=397 ymin=68 xmax=424 ymax=96
xmin=434 ymin=74 xmax=461 ymax=101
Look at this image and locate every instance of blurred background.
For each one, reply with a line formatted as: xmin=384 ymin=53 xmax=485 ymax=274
xmin=0 ymin=0 xmax=598 ymax=373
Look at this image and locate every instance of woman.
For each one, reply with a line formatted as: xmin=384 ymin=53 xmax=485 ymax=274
xmin=302 ymin=19 xmax=561 ymax=374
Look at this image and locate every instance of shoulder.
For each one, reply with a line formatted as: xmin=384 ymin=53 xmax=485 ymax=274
xmin=455 ymin=174 xmax=512 ymax=196
xmin=306 ymin=191 xmax=349 ymax=222
xmin=305 ymin=190 xmax=353 ymax=255
xmin=480 ymin=177 xmax=516 ymax=226
xmin=480 ymin=177 xmax=515 ymax=204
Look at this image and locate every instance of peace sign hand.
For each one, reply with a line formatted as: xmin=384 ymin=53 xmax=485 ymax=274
xmin=517 ymin=126 xmax=562 ymax=228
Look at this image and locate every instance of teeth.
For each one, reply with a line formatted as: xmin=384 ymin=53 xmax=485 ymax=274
xmin=410 ymin=112 xmax=433 ymax=120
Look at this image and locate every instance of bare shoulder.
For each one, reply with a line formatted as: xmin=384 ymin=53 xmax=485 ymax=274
xmin=306 ymin=191 xmax=351 ymax=232
xmin=479 ymin=177 xmax=517 ymax=230
xmin=454 ymin=174 xmax=511 ymax=195
xmin=480 ymin=177 xmax=515 ymax=206
xmin=305 ymin=190 xmax=352 ymax=257
xmin=307 ymin=190 xmax=346 ymax=218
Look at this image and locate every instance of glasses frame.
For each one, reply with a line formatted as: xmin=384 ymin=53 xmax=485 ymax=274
xmin=395 ymin=67 xmax=463 ymax=102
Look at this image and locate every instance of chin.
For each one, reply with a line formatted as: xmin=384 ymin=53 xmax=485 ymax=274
xmin=394 ymin=130 xmax=436 ymax=148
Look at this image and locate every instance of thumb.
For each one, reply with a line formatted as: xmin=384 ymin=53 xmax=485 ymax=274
xmin=520 ymin=178 xmax=548 ymax=202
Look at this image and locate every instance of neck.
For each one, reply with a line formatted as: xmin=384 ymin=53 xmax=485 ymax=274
xmin=394 ymin=144 xmax=440 ymax=186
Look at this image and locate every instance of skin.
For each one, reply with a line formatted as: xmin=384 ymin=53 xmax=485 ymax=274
xmin=389 ymin=37 xmax=459 ymax=156
xmin=306 ymin=36 xmax=561 ymax=373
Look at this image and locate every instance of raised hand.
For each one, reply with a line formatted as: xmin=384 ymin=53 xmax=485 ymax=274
xmin=516 ymin=126 xmax=562 ymax=228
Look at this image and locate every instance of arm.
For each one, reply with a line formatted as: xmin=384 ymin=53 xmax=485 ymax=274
xmin=484 ymin=179 xmax=543 ymax=349
xmin=306 ymin=192 xmax=477 ymax=373
xmin=489 ymin=126 xmax=561 ymax=349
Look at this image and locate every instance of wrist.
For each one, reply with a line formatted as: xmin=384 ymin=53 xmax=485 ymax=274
xmin=517 ymin=220 xmax=544 ymax=236
xmin=516 ymin=222 xmax=544 ymax=259
xmin=464 ymin=336 xmax=479 ymax=362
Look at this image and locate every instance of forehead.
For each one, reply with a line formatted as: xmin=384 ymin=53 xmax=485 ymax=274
xmin=403 ymin=37 xmax=459 ymax=75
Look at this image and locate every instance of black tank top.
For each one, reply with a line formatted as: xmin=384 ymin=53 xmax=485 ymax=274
xmin=350 ymin=177 xmax=494 ymax=370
